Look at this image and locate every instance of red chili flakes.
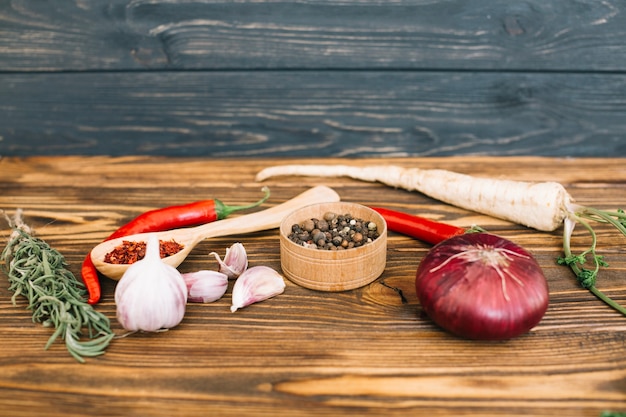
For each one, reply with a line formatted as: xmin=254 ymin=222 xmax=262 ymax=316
xmin=104 ymin=239 xmax=184 ymax=264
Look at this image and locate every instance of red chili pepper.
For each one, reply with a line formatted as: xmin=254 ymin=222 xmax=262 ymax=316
xmin=82 ymin=187 xmax=270 ymax=304
xmin=370 ymin=207 xmax=466 ymax=245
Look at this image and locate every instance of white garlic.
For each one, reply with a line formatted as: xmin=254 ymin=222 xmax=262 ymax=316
xmin=114 ymin=234 xmax=188 ymax=332
xmin=230 ymin=265 xmax=286 ymax=312
xmin=182 ymin=270 xmax=228 ymax=303
xmin=210 ymin=242 xmax=248 ymax=279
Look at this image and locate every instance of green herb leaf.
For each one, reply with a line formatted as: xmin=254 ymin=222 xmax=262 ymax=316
xmin=1 ymin=211 xmax=114 ymax=362
xmin=575 ymin=268 xmax=597 ymax=289
xmin=561 ymin=207 xmax=626 ymax=316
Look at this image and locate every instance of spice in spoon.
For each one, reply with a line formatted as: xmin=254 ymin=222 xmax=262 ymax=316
xmin=104 ymin=239 xmax=184 ymax=264
xmin=81 ymin=187 xmax=270 ymax=304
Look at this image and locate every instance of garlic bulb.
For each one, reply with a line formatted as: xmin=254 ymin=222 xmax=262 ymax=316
xmin=210 ymin=242 xmax=248 ymax=279
xmin=115 ymin=234 xmax=188 ymax=332
xmin=231 ymin=266 xmax=286 ymax=312
xmin=182 ymin=270 xmax=228 ymax=303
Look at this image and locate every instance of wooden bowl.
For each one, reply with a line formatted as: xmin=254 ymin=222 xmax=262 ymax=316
xmin=279 ymin=202 xmax=387 ymax=291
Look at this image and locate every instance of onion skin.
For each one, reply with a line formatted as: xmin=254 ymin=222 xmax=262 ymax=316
xmin=415 ymin=233 xmax=549 ymax=340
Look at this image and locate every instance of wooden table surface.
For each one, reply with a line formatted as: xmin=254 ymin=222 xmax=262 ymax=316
xmin=0 ymin=156 xmax=625 ymax=417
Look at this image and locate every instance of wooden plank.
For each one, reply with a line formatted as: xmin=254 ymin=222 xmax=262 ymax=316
xmin=0 ymin=156 xmax=625 ymax=416
xmin=2 ymin=71 xmax=626 ymax=157
xmin=1 ymin=0 xmax=625 ymax=71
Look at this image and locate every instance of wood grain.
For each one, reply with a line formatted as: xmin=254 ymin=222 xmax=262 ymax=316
xmin=0 ymin=156 xmax=625 ymax=416
xmin=2 ymin=1 xmax=626 ymax=157
xmin=2 ymin=71 xmax=626 ymax=157
xmin=1 ymin=0 xmax=625 ymax=71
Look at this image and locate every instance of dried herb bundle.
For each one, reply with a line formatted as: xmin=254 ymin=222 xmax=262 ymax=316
xmin=1 ymin=209 xmax=114 ymax=362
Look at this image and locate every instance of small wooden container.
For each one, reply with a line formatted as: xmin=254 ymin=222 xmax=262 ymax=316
xmin=279 ymin=202 xmax=387 ymax=291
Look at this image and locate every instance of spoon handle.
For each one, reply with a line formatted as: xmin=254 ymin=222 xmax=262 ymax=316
xmin=91 ymin=186 xmax=341 ymax=280
xmin=183 ymin=185 xmax=341 ymax=244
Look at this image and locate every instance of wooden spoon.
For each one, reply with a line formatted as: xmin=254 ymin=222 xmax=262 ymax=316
xmin=91 ymin=185 xmax=341 ymax=280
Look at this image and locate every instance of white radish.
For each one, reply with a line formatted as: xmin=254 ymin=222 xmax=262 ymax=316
xmin=255 ymin=164 xmax=574 ymax=232
xmin=255 ymin=163 xmax=626 ymax=316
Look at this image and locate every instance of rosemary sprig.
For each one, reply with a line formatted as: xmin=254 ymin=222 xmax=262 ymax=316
xmin=1 ymin=210 xmax=114 ymax=362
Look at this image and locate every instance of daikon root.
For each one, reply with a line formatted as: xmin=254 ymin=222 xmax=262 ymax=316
xmin=256 ymin=163 xmax=626 ymax=316
xmin=256 ymin=164 xmax=573 ymax=232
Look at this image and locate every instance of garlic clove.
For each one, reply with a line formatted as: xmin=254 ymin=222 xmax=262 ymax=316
xmin=230 ymin=265 xmax=286 ymax=312
xmin=182 ymin=270 xmax=228 ymax=303
xmin=210 ymin=242 xmax=248 ymax=279
xmin=115 ymin=234 xmax=188 ymax=332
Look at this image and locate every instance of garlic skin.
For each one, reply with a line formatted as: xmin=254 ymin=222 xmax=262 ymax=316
xmin=210 ymin=242 xmax=248 ymax=279
xmin=182 ymin=270 xmax=228 ymax=303
xmin=231 ymin=265 xmax=286 ymax=312
xmin=115 ymin=234 xmax=188 ymax=332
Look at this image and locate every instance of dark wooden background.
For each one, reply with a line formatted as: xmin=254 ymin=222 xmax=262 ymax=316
xmin=1 ymin=0 xmax=626 ymax=157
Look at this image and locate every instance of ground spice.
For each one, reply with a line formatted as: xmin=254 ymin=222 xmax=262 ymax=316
xmin=289 ymin=211 xmax=379 ymax=250
xmin=104 ymin=239 xmax=184 ymax=264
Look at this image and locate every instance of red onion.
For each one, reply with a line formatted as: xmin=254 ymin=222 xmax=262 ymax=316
xmin=415 ymin=233 xmax=549 ymax=340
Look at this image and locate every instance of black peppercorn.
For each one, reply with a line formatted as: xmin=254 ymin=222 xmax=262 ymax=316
xmin=289 ymin=212 xmax=379 ymax=250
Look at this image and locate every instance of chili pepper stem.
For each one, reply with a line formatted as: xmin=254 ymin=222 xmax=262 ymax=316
xmin=81 ymin=186 xmax=272 ymax=305
xmin=216 ymin=187 xmax=270 ymax=219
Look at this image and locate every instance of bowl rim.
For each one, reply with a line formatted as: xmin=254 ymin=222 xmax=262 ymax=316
xmin=279 ymin=201 xmax=387 ymax=256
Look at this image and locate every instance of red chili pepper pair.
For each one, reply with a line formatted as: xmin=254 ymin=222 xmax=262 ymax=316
xmin=82 ymin=188 xmax=270 ymax=304
xmin=370 ymin=207 xmax=466 ymax=245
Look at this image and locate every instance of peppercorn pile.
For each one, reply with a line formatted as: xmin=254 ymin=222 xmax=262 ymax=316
xmin=288 ymin=211 xmax=379 ymax=250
